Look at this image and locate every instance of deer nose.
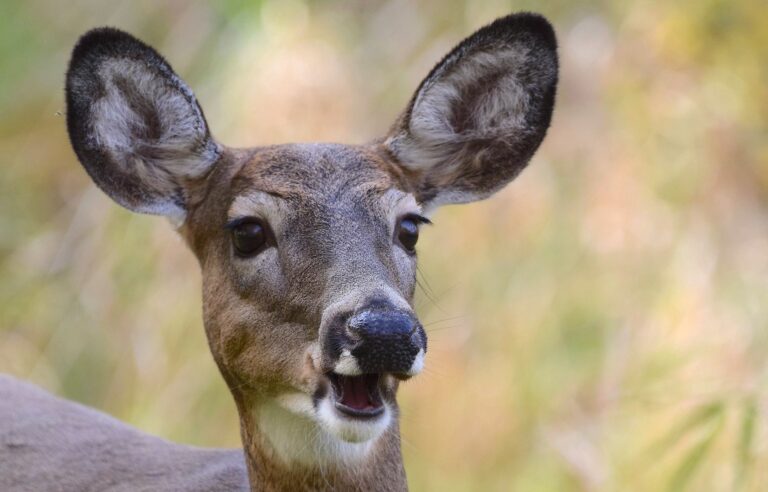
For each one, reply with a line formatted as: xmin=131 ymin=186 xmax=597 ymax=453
xmin=345 ymin=307 xmax=427 ymax=375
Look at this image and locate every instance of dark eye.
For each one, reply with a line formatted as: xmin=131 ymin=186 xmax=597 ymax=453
xmin=230 ymin=220 xmax=267 ymax=257
xmin=396 ymin=216 xmax=420 ymax=253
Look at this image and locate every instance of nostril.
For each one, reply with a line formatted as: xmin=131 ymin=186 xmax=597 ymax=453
xmin=346 ymin=312 xmax=367 ymax=334
xmin=344 ymin=322 xmax=364 ymax=342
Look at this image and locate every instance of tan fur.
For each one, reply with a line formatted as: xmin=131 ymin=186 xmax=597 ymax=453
xmin=2 ymin=14 xmax=558 ymax=491
xmin=182 ymin=145 xmax=414 ymax=490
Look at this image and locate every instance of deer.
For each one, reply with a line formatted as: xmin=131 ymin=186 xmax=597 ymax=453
xmin=0 ymin=12 xmax=557 ymax=492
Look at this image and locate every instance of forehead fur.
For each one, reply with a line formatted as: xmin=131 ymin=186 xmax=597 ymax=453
xmin=182 ymin=142 xmax=415 ymax=256
xmin=231 ymin=143 xmax=408 ymax=201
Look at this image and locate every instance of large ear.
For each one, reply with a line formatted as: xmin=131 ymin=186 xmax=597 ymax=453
xmin=65 ymin=27 xmax=220 ymax=221
xmin=385 ymin=13 xmax=558 ymax=208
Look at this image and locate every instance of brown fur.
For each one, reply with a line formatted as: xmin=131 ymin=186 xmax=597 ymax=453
xmin=1 ymin=12 xmax=559 ymax=492
xmin=180 ymin=144 xmax=414 ymax=490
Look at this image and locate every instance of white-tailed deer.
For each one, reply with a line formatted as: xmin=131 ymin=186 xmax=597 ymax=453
xmin=0 ymin=12 xmax=557 ymax=491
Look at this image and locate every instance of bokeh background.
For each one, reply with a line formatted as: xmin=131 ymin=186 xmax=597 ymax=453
xmin=1 ymin=0 xmax=767 ymax=490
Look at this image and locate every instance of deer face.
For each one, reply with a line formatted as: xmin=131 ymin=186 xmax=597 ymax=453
xmin=65 ymin=14 xmax=557 ymax=465
xmin=188 ymin=144 xmax=428 ymax=448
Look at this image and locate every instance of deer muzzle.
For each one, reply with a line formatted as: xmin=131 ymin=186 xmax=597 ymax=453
xmin=326 ymin=299 xmax=427 ymax=379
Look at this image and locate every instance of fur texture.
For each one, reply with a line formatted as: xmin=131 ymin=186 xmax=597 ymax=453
xmin=66 ymin=27 xmax=220 ymax=222
xmin=8 ymin=12 xmax=562 ymax=491
xmin=386 ymin=13 xmax=558 ymax=208
xmin=0 ymin=375 xmax=248 ymax=492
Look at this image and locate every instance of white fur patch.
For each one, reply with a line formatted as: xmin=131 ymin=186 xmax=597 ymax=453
xmin=407 ymin=348 xmax=425 ymax=376
xmin=316 ymin=395 xmax=391 ymax=445
xmin=90 ymin=58 xmax=219 ymax=219
xmin=333 ymin=349 xmax=362 ymax=376
xmin=256 ymin=393 xmax=390 ymax=468
xmin=228 ymin=191 xmax=289 ymax=227
xmin=389 ymin=47 xmax=531 ymax=175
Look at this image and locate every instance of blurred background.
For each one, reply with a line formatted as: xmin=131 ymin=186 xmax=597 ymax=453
xmin=1 ymin=0 xmax=767 ymax=490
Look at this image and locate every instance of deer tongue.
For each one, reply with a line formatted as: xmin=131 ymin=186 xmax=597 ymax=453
xmin=334 ymin=374 xmax=382 ymax=411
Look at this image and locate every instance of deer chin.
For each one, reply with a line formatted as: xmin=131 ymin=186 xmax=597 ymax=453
xmin=255 ymin=375 xmax=393 ymax=467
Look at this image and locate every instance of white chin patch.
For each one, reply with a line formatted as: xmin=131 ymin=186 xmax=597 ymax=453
xmin=317 ymin=394 xmax=391 ymax=444
xmin=257 ymin=392 xmax=390 ymax=467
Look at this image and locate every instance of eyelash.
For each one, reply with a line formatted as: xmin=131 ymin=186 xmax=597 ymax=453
xmin=224 ymin=217 xmax=261 ymax=230
xmin=403 ymin=213 xmax=432 ymax=226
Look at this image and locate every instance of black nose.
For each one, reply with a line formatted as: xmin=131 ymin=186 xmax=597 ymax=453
xmin=347 ymin=305 xmax=427 ymax=374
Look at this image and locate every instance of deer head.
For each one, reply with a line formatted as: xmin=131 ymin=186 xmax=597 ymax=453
xmin=65 ymin=13 xmax=557 ymax=489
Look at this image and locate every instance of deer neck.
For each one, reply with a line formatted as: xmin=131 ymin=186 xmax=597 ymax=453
xmin=231 ymin=391 xmax=408 ymax=492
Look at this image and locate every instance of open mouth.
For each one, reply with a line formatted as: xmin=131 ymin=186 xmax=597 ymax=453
xmin=326 ymin=373 xmax=384 ymax=419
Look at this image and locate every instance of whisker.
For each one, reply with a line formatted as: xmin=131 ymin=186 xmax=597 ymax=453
xmin=415 ymin=266 xmax=446 ymax=314
xmin=416 ymin=265 xmax=437 ymax=298
xmin=424 ymin=324 xmax=461 ymax=334
xmin=423 ymin=314 xmax=466 ymax=326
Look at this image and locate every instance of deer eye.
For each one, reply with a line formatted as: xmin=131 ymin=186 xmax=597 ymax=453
xmin=228 ymin=219 xmax=268 ymax=257
xmin=396 ymin=216 xmax=420 ymax=253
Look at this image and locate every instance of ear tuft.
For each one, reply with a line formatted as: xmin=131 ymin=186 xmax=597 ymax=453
xmin=66 ymin=27 xmax=219 ymax=220
xmin=386 ymin=13 xmax=558 ymax=208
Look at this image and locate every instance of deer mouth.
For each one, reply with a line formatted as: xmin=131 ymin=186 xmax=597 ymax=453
xmin=326 ymin=372 xmax=384 ymax=419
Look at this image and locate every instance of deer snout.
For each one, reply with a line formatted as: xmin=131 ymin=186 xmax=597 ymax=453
xmin=340 ymin=305 xmax=426 ymax=377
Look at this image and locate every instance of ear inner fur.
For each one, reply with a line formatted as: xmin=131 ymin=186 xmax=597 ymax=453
xmin=52 ymin=14 xmax=559 ymax=492
xmin=65 ymin=27 xmax=220 ymax=221
xmin=386 ymin=12 xmax=559 ymax=208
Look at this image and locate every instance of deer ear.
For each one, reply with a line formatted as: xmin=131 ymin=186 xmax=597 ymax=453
xmin=385 ymin=13 xmax=558 ymax=208
xmin=65 ymin=27 xmax=220 ymax=221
